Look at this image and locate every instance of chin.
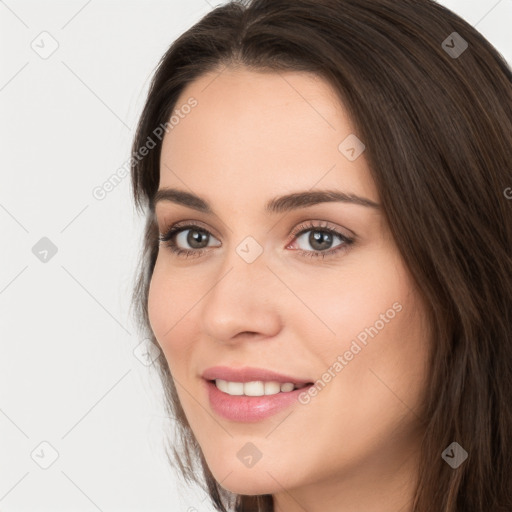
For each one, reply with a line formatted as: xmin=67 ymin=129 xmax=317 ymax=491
xmin=204 ymin=456 xmax=288 ymax=495
xmin=216 ymin=473 xmax=281 ymax=496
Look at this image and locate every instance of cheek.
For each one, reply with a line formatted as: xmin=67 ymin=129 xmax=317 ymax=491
xmin=308 ymin=244 xmax=430 ymax=402
xmin=147 ymin=257 xmax=208 ymax=376
xmin=147 ymin=260 xmax=187 ymax=357
xmin=331 ymin=265 xmax=430 ymax=431
xmin=146 ymin=263 xmax=168 ymax=343
xmin=291 ymin=246 xmax=412 ymax=349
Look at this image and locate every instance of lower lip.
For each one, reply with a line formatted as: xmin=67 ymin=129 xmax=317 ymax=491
xmin=205 ymin=379 xmax=311 ymax=422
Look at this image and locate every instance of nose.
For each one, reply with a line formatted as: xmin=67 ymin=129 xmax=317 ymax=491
xmin=199 ymin=243 xmax=282 ymax=344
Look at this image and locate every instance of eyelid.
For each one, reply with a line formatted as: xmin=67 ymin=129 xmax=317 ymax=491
xmin=288 ymin=219 xmax=355 ymax=242
xmin=158 ymin=218 xmax=221 ymax=240
xmin=157 ymin=218 xmax=353 ymax=241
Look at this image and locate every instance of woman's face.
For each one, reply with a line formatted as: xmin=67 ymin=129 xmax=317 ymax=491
xmin=148 ymin=67 xmax=430 ymax=506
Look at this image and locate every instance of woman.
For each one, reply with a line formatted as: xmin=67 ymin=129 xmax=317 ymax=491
xmin=130 ymin=0 xmax=512 ymax=510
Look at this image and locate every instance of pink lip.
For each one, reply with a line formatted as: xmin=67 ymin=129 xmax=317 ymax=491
xmin=202 ymin=366 xmax=313 ymax=422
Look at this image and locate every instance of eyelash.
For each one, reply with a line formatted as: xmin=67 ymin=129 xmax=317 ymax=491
xmin=158 ymin=220 xmax=355 ymax=260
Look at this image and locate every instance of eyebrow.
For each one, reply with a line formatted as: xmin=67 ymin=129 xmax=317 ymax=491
xmin=152 ymin=187 xmax=380 ymax=213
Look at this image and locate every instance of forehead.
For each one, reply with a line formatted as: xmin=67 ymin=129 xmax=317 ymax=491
xmin=158 ymin=67 xmax=378 ymax=207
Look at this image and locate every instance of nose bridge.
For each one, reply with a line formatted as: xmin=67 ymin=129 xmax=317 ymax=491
xmin=199 ymin=234 xmax=282 ymax=340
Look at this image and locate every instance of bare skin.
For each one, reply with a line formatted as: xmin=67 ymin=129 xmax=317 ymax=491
xmin=148 ymin=66 xmax=431 ymax=512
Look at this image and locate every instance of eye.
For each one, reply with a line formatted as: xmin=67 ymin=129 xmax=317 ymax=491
xmin=158 ymin=223 xmax=220 ymax=259
xmin=287 ymin=221 xmax=354 ymax=259
xmin=158 ymin=220 xmax=355 ymax=260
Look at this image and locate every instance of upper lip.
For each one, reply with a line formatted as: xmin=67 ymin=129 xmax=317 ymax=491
xmin=202 ymin=366 xmax=312 ymax=385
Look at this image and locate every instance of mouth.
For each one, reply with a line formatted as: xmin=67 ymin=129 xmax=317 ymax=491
xmin=204 ymin=379 xmax=314 ymax=422
xmin=201 ymin=366 xmax=315 ymax=422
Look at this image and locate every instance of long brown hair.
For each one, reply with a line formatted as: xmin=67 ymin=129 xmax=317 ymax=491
xmin=130 ymin=1 xmax=512 ymax=510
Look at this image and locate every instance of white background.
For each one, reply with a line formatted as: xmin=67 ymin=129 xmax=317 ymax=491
xmin=0 ymin=1 xmax=510 ymax=511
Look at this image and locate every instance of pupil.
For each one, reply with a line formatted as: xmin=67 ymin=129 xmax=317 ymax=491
xmin=310 ymin=231 xmax=332 ymax=251
xmin=188 ymin=230 xmax=208 ymax=248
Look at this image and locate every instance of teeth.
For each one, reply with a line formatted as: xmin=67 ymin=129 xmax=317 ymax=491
xmin=265 ymin=381 xmax=281 ymax=395
xmin=227 ymin=381 xmax=244 ymax=395
xmin=214 ymin=379 xmax=301 ymax=396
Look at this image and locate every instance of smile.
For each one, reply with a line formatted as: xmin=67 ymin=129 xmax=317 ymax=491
xmin=213 ymin=379 xmax=309 ymax=396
